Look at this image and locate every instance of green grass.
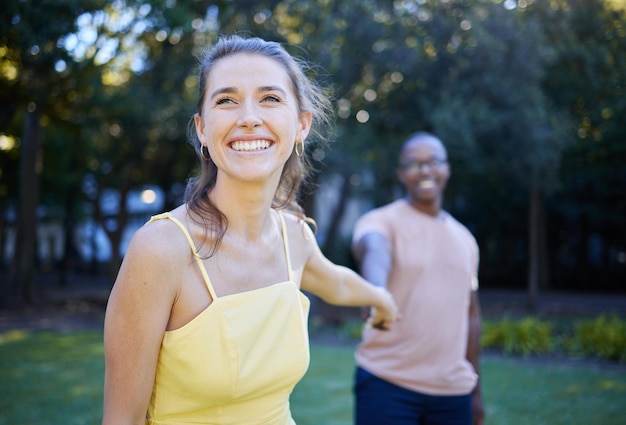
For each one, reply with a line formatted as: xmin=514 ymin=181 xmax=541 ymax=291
xmin=482 ymin=356 xmax=626 ymax=425
xmin=0 ymin=330 xmax=104 ymax=425
xmin=1 ymin=331 xmax=625 ymax=425
xmin=291 ymin=344 xmax=355 ymax=425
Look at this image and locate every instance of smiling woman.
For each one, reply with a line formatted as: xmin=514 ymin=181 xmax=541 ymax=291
xmin=101 ymin=35 xmax=399 ymax=425
xmin=185 ymin=37 xmax=333 ymax=250
xmin=193 ymin=52 xmax=309 ymax=193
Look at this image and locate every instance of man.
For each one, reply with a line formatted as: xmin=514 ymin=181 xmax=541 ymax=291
xmin=351 ymin=132 xmax=484 ymax=425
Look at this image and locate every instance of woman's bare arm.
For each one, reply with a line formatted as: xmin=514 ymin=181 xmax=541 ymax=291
xmin=297 ymin=224 xmax=398 ymax=328
xmin=102 ymin=223 xmax=180 ymax=425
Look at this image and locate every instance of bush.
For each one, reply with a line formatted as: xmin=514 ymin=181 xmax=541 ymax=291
xmin=483 ymin=314 xmax=626 ymax=362
xmin=341 ymin=314 xmax=626 ymax=362
xmin=482 ymin=317 xmax=554 ymax=356
xmin=566 ymin=314 xmax=626 ymax=362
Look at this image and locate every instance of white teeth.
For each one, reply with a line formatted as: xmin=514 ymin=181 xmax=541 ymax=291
xmin=231 ymin=140 xmax=270 ymax=152
xmin=419 ymin=180 xmax=435 ymax=189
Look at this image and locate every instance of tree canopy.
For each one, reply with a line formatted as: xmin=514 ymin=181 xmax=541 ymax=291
xmin=1 ymin=0 xmax=625 ymax=308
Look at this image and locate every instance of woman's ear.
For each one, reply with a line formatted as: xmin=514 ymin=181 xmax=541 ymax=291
xmin=298 ymin=111 xmax=312 ymax=141
xmin=194 ymin=113 xmax=205 ymax=142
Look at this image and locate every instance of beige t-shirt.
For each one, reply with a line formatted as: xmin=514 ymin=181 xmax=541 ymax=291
xmin=352 ymin=199 xmax=479 ymax=396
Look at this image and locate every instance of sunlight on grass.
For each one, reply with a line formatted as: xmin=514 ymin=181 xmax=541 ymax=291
xmin=0 ymin=331 xmax=104 ymax=425
xmin=0 ymin=329 xmax=29 ymax=344
xmin=1 ymin=331 xmax=625 ymax=425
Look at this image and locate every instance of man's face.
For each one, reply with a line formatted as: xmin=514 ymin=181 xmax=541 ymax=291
xmin=397 ymin=138 xmax=450 ymax=208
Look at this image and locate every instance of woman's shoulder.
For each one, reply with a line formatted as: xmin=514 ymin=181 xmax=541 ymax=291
xmin=278 ymin=209 xmax=316 ymax=238
xmin=128 ymin=209 xmax=193 ymax=262
xmin=276 ymin=209 xmax=319 ymax=273
xmin=277 ymin=209 xmax=319 ymax=259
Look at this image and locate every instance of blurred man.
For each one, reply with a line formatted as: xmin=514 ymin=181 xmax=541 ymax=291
xmin=352 ymin=132 xmax=484 ymax=425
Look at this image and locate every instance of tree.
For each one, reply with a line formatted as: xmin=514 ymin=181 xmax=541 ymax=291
xmin=2 ymin=0 xmax=624 ymax=311
xmin=535 ymin=0 xmax=626 ymax=292
xmin=0 ymin=0 xmax=107 ymax=307
xmin=417 ymin=1 xmax=573 ymax=309
xmin=283 ymin=1 xmax=572 ymax=309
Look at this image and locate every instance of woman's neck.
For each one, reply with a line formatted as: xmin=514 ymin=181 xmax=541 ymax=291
xmin=209 ymin=177 xmax=278 ymax=241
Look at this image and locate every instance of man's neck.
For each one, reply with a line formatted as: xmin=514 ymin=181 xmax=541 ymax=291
xmin=405 ymin=197 xmax=444 ymax=219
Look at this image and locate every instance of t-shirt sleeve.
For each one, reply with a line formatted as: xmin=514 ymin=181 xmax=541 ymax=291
xmin=352 ymin=209 xmax=391 ymax=246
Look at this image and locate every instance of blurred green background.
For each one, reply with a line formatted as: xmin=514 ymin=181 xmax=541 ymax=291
xmin=1 ymin=1 xmax=625 ymax=314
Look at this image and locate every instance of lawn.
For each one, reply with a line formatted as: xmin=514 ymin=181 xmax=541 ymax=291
xmin=1 ymin=330 xmax=625 ymax=425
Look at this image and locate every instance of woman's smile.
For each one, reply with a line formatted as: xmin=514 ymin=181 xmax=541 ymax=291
xmin=230 ymin=139 xmax=272 ymax=152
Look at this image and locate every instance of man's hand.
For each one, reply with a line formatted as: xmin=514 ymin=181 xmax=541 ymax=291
xmin=366 ymin=288 xmax=400 ymax=330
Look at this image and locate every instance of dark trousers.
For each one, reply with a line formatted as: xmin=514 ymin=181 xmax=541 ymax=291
xmin=354 ymin=366 xmax=472 ymax=425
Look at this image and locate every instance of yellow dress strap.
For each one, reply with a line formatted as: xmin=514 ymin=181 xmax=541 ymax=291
xmin=275 ymin=210 xmax=293 ymax=282
xmin=148 ymin=212 xmax=217 ymax=300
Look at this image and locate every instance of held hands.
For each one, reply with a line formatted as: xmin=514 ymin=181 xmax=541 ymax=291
xmin=366 ymin=287 xmax=400 ymax=330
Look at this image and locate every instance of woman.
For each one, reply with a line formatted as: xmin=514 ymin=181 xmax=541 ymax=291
xmin=102 ymin=35 xmax=398 ymax=425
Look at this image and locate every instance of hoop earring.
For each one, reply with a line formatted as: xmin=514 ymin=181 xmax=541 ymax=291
xmin=295 ymin=141 xmax=304 ymax=157
xmin=200 ymin=144 xmax=211 ymax=161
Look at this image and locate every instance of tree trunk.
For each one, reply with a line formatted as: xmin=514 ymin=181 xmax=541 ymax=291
xmin=106 ymin=187 xmax=130 ymax=282
xmin=311 ymin=173 xmax=360 ymax=324
xmin=527 ymin=185 xmax=542 ymax=311
xmin=58 ymin=128 xmax=82 ymax=285
xmin=5 ymin=109 xmax=42 ymax=308
xmin=58 ymin=189 xmax=76 ymax=287
xmin=538 ymin=192 xmax=550 ymax=291
xmin=321 ymin=173 xmax=352 ymax=263
xmin=107 ymin=222 xmax=123 ymax=282
xmin=0 ymin=205 xmax=7 ymax=272
xmin=577 ymin=213 xmax=590 ymax=290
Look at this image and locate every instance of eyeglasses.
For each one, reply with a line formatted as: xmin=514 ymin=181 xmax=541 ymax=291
xmin=400 ymin=158 xmax=448 ymax=174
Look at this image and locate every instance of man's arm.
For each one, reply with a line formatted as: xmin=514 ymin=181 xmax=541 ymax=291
xmin=467 ymin=289 xmax=484 ymax=425
xmin=352 ymin=232 xmax=392 ymax=288
xmin=352 ymin=232 xmax=393 ymax=328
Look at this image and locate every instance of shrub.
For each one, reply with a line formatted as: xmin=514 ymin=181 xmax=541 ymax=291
xmin=481 ymin=320 xmax=507 ymax=348
xmin=342 ymin=314 xmax=626 ymax=363
xmin=482 ymin=317 xmax=554 ymax=356
xmin=566 ymin=314 xmax=626 ymax=362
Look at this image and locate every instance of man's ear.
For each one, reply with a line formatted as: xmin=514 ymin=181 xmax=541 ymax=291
xmin=396 ymin=168 xmax=407 ymax=186
xmin=442 ymin=162 xmax=451 ymax=180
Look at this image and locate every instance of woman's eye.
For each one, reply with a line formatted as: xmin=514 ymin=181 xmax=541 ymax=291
xmin=216 ymin=97 xmax=235 ymax=105
xmin=262 ymin=95 xmax=281 ymax=103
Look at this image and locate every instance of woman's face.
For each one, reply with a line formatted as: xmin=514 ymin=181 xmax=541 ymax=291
xmin=194 ymin=53 xmax=311 ymax=184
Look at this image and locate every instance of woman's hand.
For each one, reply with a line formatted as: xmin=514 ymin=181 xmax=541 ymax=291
xmin=366 ymin=287 xmax=399 ymax=330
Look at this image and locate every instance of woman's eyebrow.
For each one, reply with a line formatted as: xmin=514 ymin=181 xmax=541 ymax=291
xmin=259 ymin=86 xmax=287 ymax=96
xmin=210 ymin=86 xmax=287 ymax=99
xmin=210 ymin=86 xmax=237 ymax=99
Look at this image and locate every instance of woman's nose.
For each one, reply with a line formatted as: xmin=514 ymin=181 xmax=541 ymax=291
xmin=237 ymin=103 xmax=262 ymax=128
